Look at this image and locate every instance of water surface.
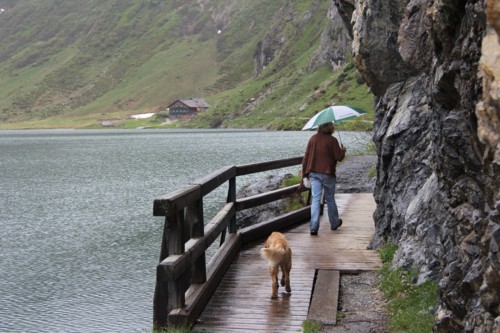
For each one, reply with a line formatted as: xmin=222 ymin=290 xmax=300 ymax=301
xmin=0 ymin=129 xmax=370 ymax=332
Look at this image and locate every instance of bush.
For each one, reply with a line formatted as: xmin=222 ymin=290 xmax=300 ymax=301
xmin=302 ymin=320 xmax=321 ymax=333
xmin=336 ymin=72 xmax=348 ymax=85
xmin=282 ymin=175 xmax=308 ymax=211
xmin=209 ymin=117 xmax=223 ymax=128
xmin=156 ymin=111 xmax=169 ymax=118
xmin=355 ymin=72 xmax=365 ymax=85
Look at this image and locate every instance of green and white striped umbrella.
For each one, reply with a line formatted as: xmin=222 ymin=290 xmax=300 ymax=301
xmin=301 ymin=105 xmax=368 ymax=131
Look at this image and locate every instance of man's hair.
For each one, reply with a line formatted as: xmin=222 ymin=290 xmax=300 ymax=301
xmin=318 ymin=122 xmax=335 ymax=134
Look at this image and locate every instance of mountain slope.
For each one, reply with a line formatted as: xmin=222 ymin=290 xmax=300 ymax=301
xmin=0 ymin=0 xmax=373 ymax=129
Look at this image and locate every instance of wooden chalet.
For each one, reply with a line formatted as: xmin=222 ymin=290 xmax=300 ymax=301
xmin=167 ymin=98 xmax=210 ymax=120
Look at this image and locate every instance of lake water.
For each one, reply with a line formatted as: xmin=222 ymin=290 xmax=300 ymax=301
xmin=0 ymin=129 xmax=371 ymax=332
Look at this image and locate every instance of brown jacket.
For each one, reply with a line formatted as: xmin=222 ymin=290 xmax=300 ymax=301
xmin=302 ymin=133 xmax=345 ymax=177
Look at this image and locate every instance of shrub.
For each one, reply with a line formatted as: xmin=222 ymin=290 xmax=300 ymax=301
xmin=302 ymin=320 xmax=321 ymax=333
xmin=282 ymin=175 xmax=308 ymax=211
xmin=336 ymin=72 xmax=348 ymax=85
xmin=156 ymin=111 xmax=169 ymax=118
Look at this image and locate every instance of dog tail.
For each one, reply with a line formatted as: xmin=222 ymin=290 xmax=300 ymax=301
xmin=261 ymin=245 xmax=288 ymax=265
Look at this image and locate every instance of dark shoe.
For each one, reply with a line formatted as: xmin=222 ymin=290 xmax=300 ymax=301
xmin=310 ymin=230 xmax=318 ymax=236
xmin=331 ymin=219 xmax=343 ymax=231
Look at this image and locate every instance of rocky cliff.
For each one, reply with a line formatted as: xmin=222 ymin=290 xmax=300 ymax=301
xmin=335 ymin=0 xmax=500 ymax=331
xmin=253 ymin=0 xmax=352 ymax=76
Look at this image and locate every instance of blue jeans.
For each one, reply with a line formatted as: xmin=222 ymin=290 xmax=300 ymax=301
xmin=309 ymin=172 xmax=340 ymax=231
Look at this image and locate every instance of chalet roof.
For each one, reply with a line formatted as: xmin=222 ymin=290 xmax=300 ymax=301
xmin=179 ymin=98 xmax=210 ymax=108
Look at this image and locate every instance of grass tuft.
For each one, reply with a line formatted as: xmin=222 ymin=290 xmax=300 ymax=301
xmin=379 ymin=242 xmax=398 ymax=264
xmin=302 ymin=319 xmax=322 ymax=333
xmin=378 ymin=243 xmax=439 ymax=333
xmin=282 ymin=175 xmax=308 ymax=211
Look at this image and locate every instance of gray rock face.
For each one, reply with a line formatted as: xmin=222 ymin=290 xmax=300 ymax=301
xmin=309 ymin=0 xmax=352 ymax=71
xmin=253 ymin=0 xmax=352 ymax=76
xmin=334 ymin=0 xmax=500 ymax=331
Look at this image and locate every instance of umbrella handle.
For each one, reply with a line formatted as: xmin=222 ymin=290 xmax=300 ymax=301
xmin=337 ymin=130 xmax=343 ymax=146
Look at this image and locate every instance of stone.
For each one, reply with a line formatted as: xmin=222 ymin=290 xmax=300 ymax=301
xmin=235 ymin=174 xmax=292 ymax=229
xmin=343 ymin=0 xmax=500 ymax=330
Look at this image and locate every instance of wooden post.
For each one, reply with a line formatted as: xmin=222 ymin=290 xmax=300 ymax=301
xmin=158 ymin=217 xmax=169 ymax=262
xmin=153 ymin=270 xmax=169 ymax=330
xmin=154 ymin=210 xmax=185 ymax=329
xmin=186 ymin=198 xmax=206 ymax=283
xmin=168 ymin=211 xmax=185 ymax=255
xmin=167 ymin=269 xmax=190 ymax=313
xmin=227 ymin=177 xmax=236 ymax=233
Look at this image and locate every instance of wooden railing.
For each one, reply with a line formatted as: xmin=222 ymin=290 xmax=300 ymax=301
xmin=152 ymin=156 xmax=311 ymax=329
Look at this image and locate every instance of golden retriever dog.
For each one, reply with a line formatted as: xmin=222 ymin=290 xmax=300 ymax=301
xmin=261 ymin=231 xmax=292 ymax=299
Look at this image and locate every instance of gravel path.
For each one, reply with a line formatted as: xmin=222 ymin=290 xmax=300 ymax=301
xmin=321 ymin=154 xmax=388 ymax=333
xmin=336 ymin=155 xmax=377 ymax=194
xmin=319 ymin=272 xmax=388 ymax=333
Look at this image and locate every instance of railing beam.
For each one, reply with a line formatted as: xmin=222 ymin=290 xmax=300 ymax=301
xmin=157 ymin=203 xmax=235 ymax=282
xmin=238 ymin=206 xmax=311 ymax=244
xmin=153 ymin=155 xmax=306 ymax=331
xmin=227 ymin=177 xmax=237 ymax=234
xmin=186 ymin=198 xmax=206 ymax=283
xmin=236 ymin=156 xmax=302 ymax=176
xmin=191 ymin=165 xmax=236 ymax=196
xmin=236 ymin=184 xmax=306 ymax=211
xmin=154 ymin=185 xmax=201 ymax=217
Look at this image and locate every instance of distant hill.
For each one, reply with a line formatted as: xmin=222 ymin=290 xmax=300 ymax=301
xmin=0 ymin=0 xmax=374 ymax=130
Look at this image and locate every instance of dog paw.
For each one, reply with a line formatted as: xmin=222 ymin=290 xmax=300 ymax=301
xmin=280 ymin=279 xmax=285 ymax=287
xmin=271 ymin=294 xmax=278 ymax=299
xmin=286 ymin=286 xmax=291 ymax=293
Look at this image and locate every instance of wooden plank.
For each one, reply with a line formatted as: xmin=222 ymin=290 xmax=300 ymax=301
xmin=186 ymin=199 xmax=205 ymax=283
xmin=227 ymin=177 xmax=237 ymax=233
xmin=193 ymin=193 xmax=381 ymax=332
xmin=166 ymin=211 xmax=185 ymax=255
xmin=167 ymin=269 xmax=190 ymax=311
xmin=236 ymin=156 xmax=303 ymax=176
xmin=236 ymin=184 xmax=302 ymax=211
xmin=308 ymin=270 xmax=340 ymax=324
xmin=153 ymin=185 xmax=201 ymax=217
xmin=238 ymin=206 xmax=310 ymax=244
xmin=152 ymin=279 xmax=169 ymax=330
xmin=190 ymin=165 xmax=236 ymax=196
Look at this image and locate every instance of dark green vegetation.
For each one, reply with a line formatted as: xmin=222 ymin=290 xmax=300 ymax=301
xmin=0 ymin=0 xmax=374 ymax=130
xmin=282 ymin=175 xmax=309 ymax=211
xmin=378 ymin=243 xmax=439 ymax=333
xmin=302 ymin=319 xmax=322 ymax=333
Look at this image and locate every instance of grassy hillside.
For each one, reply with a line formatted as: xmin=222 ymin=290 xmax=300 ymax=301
xmin=0 ymin=0 xmax=374 ymax=130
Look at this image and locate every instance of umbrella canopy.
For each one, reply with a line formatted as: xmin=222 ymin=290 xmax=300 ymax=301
xmin=301 ymin=105 xmax=368 ymax=131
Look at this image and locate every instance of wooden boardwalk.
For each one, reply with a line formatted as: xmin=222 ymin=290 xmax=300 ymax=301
xmin=194 ymin=193 xmax=381 ymax=332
